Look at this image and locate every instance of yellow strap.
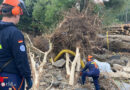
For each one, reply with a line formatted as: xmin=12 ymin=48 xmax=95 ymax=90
xmin=106 ymin=31 xmax=109 ymax=51
xmin=50 ymin=49 xmax=85 ymax=68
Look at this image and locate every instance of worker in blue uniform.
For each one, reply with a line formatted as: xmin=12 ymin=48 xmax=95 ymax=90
xmin=81 ymin=55 xmax=100 ymax=90
xmin=0 ymin=0 xmax=32 ymax=90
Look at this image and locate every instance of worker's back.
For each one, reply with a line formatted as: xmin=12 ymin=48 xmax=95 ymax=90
xmin=0 ymin=21 xmax=31 ymax=76
xmin=84 ymin=61 xmax=100 ymax=76
xmin=0 ymin=21 xmax=19 ymax=74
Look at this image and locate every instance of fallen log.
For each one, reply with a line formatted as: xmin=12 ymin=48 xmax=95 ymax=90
xmin=113 ymin=64 xmax=130 ymax=73
xmin=103 ymin=63 xmax=130 ymax=79
xmin=113 ymin=64 xmax=130 ymax=72
xmin=102 ymin=36 xmax=130 ymax=52
xmin=104 ymin=71 xmax=130 ymax=79
xmin=98 ymin=34 xmax=130 ymax=42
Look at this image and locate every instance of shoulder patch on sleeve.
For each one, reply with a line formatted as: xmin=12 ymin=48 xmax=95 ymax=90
xmin=0 ymin=44 xmax=2 ymax=49
xmin=20 ymin=45 xmax=25 ymax=52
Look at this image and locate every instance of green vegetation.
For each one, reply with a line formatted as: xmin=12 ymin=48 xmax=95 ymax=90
xmin=0 ymin=0 xmax=130 ymax=33
xmin=21 ymin=0 xmax=76 ymax=33
xmin=95 ymin=0 xmax=129 ymax=25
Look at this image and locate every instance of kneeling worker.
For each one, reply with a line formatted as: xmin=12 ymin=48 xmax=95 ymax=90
xmin=0 ymin=0 xmax=32 ymax=90
xmin=81 ymin=55 xmax=100 ymax=90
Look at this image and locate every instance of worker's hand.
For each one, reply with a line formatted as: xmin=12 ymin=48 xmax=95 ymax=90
xmin=26 ymin=77 xmax=33 ymax=90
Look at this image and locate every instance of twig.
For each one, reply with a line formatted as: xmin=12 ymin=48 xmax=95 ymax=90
xmin=39 ymin=42 xmax=52 ymax=74
xmin=45 ymin=74 xmax=54 ymax=90
xmin=26 ymin=34 xmax=45 ymax=54
xmin=66 ymin=53 xmax=71 ymax=75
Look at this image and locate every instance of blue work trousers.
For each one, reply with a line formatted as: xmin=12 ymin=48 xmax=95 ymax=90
xmin=82 ymin=71 xmax=100 ymax=90
xmin=0 ymin=72 xmax=25 ymax=90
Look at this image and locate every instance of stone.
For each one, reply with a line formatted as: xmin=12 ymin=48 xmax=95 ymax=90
xmin=53 ymin=59 xmax=66 ymax=68
xmin=40 ymin=82 xmax=46 ymax=86
xmin=108 ymin=59 xmax=127 ymax=66
xmin=56 ymin=74 xmax=63 ymax=81
xmin=48 ymin=65 xmax=53 ymax=69
xmin=52 ymin=81 xmax=60 ymax=87
xmin=108 ymin=55 xmax=121 ymax=60
xmin=75 ymin=88 xmax=88 ymax=90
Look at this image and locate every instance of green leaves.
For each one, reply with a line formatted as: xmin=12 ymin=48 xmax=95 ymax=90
xmin=16 ymin=0 xmax=130 ymax=33
xmin=32 ymin=0 xmax=76 ymax=32
xmin=100 ymin=0 xmax=128 ymax=25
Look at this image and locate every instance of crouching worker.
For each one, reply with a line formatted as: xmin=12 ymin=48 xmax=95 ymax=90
xmin=0 ymin=0 xmax=32 ymax=90
xmin=81 ymin=55 xmax=100 ymax=90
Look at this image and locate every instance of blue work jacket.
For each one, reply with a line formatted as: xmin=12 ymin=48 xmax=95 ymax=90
xmin=0 ymin=21 xmax=31 ymax=78
xmin=82 ymin=60 xmax=100 ymax=76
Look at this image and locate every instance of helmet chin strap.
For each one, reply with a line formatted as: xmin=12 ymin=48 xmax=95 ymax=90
xmin=19 ymin=0 xmax=29 ymax=16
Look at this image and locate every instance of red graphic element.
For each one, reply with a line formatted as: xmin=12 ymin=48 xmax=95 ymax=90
xmin=0 ymin=76 xmax=4 ymax=83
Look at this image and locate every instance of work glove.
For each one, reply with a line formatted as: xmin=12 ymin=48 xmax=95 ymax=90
xmin=26 ymin=77 xmax=33 ymax=90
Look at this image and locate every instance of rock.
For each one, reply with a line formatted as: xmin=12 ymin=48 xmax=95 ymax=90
xmin=56 ymin=74 xmax=63 ymax=81
xmin=108 ymin=59 xmax=127 ymax=66
xmin=75 ymin=88 xmax=88 ymax=90
xmin=108 ymin=55 xmax=121 ymax=60
xmin=113 ymin=64 xmax=123 ymax=71
xmin=50 ymin=88 xmax=58 ymax=90
xmin=121 ymin=57 xmax=129 ymax=64
xmin=59 ymin=82 xmax=68 ymax=89
xmin=53 ymin=59 xmax=66 ymax=68
xmin=48 ymin=65 xmax=53 ymax=69
xmin=93 ymin=54 xmax=110 ymax=61
xmin=40 ymin=82 xmax=46 ymax=86
xmin=52 ymin=81 xmax=60 ymax=87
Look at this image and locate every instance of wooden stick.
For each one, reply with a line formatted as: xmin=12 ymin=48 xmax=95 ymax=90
xmin=69 ymin=47 xmax=80 ymax=85
xmin=127 ymin=61 xmax=130 ymax=67
xmin=65 ymin=53 xmax=71 ymax=75
xmin=39 ymin=42 xmax=52 ymax=74
xmin=45 ymin=74 xmax=54 ymax=90
xmin=76 ymin=52 xmax=81 ymax=72
xmin=29 ymin=52 xmax=39 ymax=90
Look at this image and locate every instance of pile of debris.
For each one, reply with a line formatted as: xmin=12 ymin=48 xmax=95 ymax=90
xmin=23 ymin=2 xmax=130 ymax=90
xmin=51 ymin=8 xmax=102 ymax=58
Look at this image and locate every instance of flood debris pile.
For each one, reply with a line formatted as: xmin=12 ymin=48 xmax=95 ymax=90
xmin=51 ymin=8 xmax=102 ymax=58
xmin=99 ymin=75 xmax=119 ymax=90
xmin=23 ymin=2 xmax=130 ymax=90
xmin=33 ymin=36 xmax=49 ymax=52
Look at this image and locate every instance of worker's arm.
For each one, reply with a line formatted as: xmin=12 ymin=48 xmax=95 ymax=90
xmin=81 ymin=62 xmax=89 ymax=72
xmin=10 ymin=30 xmax=31 ymax=78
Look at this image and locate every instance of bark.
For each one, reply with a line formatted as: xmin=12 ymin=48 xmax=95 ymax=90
xmin=76 ymin=52 xmax=81 ymax=72
xmin=99 ymin=35 xmax=130 ymax=51
xmin=29 ymin=52 xmax=39 ymax=90
xmin=113 ymin=64 xmax=130 ymax=73
xmin=69 ymin=47 xmax=80 ymax=85
xmin=104 ymin=71 xmax=130 ymax=78
xmin=65 ymin=53 xmax=71 ymax=75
